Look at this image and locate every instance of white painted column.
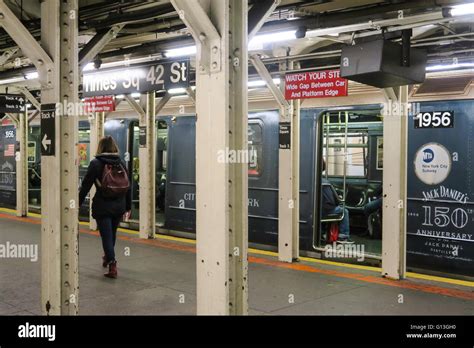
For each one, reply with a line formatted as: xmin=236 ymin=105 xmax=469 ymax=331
xmin=138 ymin=92 xmax=156 ymax=239
xmin=0 ymin=0 xmax=79 ymax=314
xmin=278 ymin=60 xmax=300 ymax=262
xmin=88 ymin=111 xmax=104 ymax=231
xmin=40 ymin=0 xmax=79 ymax=314
xmin=382 ymin=85 xmax=408 ymax=280
xmin=170 ymin=0 xmax=248 ymax=315
xmin=16 ymin=107 xmax=28 ymax=217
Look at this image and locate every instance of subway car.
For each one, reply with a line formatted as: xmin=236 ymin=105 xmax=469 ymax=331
xmin=0 ymin=99 xmax=472 ymax=278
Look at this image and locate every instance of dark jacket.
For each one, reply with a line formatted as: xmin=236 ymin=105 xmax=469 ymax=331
xmin=79 ymin=153 xmax=131 ymax=219
xmin=321 ymin=178 xmax=340 ymax=216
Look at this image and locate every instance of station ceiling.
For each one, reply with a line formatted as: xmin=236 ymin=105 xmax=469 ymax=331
xmin=0 ymin=0 xmax=472 ymax=85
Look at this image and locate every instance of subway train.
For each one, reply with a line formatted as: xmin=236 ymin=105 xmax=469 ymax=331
xmin=0 ymin=99 xmax=472 ymax=278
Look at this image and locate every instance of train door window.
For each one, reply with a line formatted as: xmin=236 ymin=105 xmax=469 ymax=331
xmin=130 ymin=124 xmax=140 ymax=220
xmin=28 ymin=127 xmax=41 ymax=206
xmin=376 ymin=137 xmax=383 ymax=170
xmin=248 ymin=122 xmax=263 ymax=176
xmin=132 ymin=125 xmax=140 ymax=182
xmin=27 ymin=142 xmax=36 ymax=163
xmin=157 ymin=121 xmax=168 ymax=172
xmin=78 ymin=130 xmax=90 ymax=169
xmin=156 ymin=120 xmax=168 ymax=224
xmin=323 ymin=132 xmax=368 ymax=178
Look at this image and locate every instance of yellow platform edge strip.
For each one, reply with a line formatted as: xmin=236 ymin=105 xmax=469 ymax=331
xmin=1 ymin=207 xmax=472 ymax=288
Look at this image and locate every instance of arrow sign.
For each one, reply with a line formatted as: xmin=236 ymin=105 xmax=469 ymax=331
xmin=0 ymin=94 xmax=25 ymax=113
xmin=41 ymin=104 xmax=56 ymax=156
xmin=42 ymin=134 xmax=51 ymax=151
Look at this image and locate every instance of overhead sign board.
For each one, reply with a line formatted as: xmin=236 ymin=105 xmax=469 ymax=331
xmin=284 ymin=70 xmax=348 ymax=100
xmin=83 ymin=60 xmax=190 ymax=97
xmin=0 ymin=94 xmax=25 ymax=113
xmin=40 ymin=104 xmax=56 ymax=156
xmin=84 ymin=95 xmax=115 ymax=113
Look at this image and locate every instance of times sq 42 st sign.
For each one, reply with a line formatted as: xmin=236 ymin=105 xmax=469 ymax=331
xmin=82 ymin=60 xmax=190 ymax=97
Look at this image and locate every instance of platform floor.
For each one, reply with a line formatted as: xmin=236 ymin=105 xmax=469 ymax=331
xmin=0 ymin=211 xmax=473 ymax=315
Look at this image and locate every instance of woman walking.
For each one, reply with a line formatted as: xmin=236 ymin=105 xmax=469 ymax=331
xmin=79 ymin=135 xmax=131 ymax=278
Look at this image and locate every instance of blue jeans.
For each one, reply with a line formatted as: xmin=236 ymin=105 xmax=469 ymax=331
xmin=330 ymin=206 xmax=350 ymax=239
xmin=364 ymin=197 xmax=382 ymax=216
xmin=96 ymin=216 xmax=121 ymax=263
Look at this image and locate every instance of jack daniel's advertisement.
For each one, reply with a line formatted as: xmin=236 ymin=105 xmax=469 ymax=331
xmin=407 ymin=101 xmax=474 ymax=276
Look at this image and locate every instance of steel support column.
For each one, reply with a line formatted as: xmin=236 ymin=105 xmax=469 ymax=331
xmin=381 ymin=86 xmax=408 ymax=280
xmin=278 ymin=59 xmax=299 ymax=262
xmin=249 ymin=54 xmax=299 ymax=262
xmin=170 ymin=0 xmax=248 ymax=315
xmin=40 ymin=0 xmax=79 ymax=314
xmin=88 ymin=112 xmax=105 ymax=231
xmin=138 ymin=92 xmax=156 ymax=239
xmin=79 ymin=24 xmax=124 ymax=71
xmin=0 ymin=0 xmax=79 ymax=315
xmin=15 ymin=107 xmax=28 ymax=217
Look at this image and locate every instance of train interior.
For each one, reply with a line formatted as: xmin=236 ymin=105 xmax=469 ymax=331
xmin=317 ymin=109 xmax=383 ymax=256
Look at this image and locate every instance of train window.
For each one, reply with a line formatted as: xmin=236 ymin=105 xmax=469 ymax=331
xmin=323 ymin=132 xmax=367 ymax=178
xmin=376 ymin=137 xmax=383 ymax=170
xmin=157 ymin=121 xmax=168 ymax=172
xmin=131 ymin=125 xmax=140 ymax=183
xmin=27 ymin=141 xmax=36 ymax=163
xmin=248 ymin=123 xmax=263 ymax=176
xmin=78 ymin=130 xmax=90 ymax=169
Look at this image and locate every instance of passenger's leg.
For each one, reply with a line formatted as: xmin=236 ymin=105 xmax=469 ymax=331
xmin=364 ymin=197 xmax=382 ymax=216
xmin=111 ymin=215 xmax=121 ymax=248
xmin=338 ymin=208 xmax=351 ymax=239
xmin=96 ymin=217 xmax=115 ymax=263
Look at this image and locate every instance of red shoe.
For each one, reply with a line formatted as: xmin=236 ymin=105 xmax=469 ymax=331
xmin=104 ymin=261 xmax=117 ymax=279
xmin=102 ymin=255 xmax=107 ymax=268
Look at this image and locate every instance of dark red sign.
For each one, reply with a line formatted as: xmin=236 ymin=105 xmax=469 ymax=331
xmin=285 ymin=70 xmax=348 ymax=100
xmin=84 ymin=95 xmax=115 ymax=113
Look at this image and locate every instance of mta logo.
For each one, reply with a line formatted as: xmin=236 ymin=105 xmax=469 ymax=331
xmin=422 ymin=148 xmax=434 ymax=163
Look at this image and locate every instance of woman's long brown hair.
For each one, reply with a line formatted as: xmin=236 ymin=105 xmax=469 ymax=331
xmin=96 ymin=135 xmax=119 ymax=155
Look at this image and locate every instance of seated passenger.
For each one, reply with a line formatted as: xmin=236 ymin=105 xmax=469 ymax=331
xmin=321 ymin=159 xmax=354 ymax=244
xmin=156 ymin=174 xmax=166 ymax=212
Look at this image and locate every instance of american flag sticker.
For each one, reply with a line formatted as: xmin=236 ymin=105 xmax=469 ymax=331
xmin=4 ymin=144 xmax=15 ymax=157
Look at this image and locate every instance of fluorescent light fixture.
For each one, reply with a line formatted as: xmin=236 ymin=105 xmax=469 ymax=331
xmin=450 ymin=2 xmax=474 ymax=16
xmin=26 ymin=103 xmax=32 ymax=108
xmin=0 ymin=71 xmax=39 ymax=84
xmin=25 ymin=72 xmax=39 ymax=79
xmin=168 ymin=87 xmax=187 ymax=95
xmin=131 ymin=92 xmax=141 ymax=98
xmin=115 ymin=94 xmax=125 ymax=99
xmin=0 ymin=77 xmax=25 ymax=85
xmin=83 ymin=63 xmax=95 ymax=71
xmin=426 ymin=62 xmax=474 ymax=71
xmin=164 ymin=30 xmax=298 ymax=58
xmin=249 ymin=30 xmax=296 ymax=51
xmin=248 ymin=78 xmax=281 ymax=88
xmin=165 ymin=46 xmax=197 ymax=58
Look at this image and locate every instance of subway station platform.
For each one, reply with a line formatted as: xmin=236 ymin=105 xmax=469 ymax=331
xmin=1 ymin=210 xmax=472 ymax=316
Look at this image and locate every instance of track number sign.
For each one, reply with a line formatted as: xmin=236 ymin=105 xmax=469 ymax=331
xmin=414 ymin=111 xmax=454 ymax=129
